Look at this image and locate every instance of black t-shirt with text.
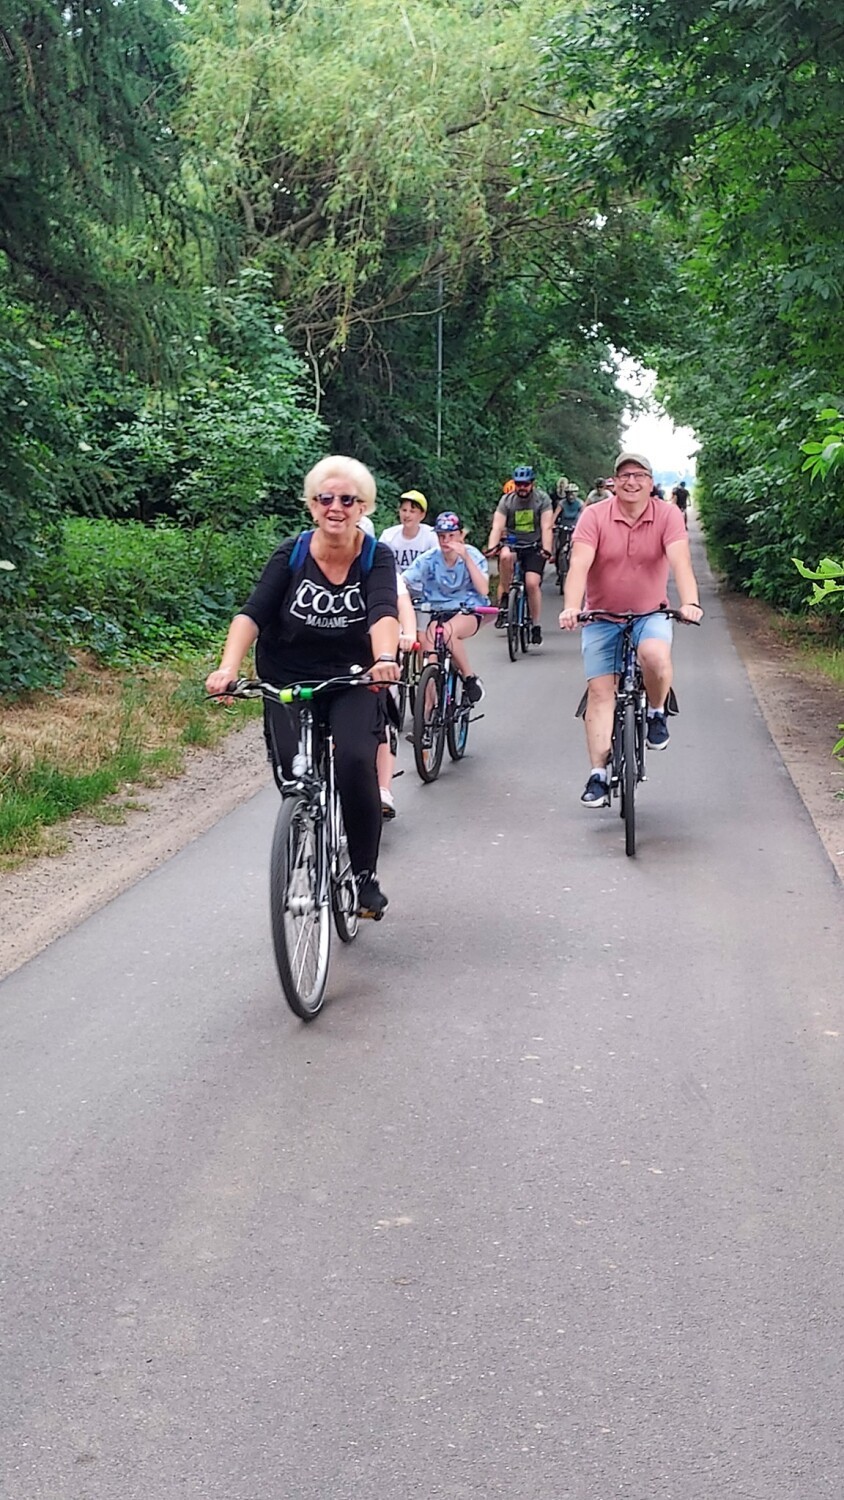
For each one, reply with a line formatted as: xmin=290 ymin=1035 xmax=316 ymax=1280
xmin=242 ymin=536 xmax=398 ymax=685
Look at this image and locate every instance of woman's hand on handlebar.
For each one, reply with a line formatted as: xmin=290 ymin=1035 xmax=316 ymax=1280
xmin=559 ymin=607 xmax=580 ymax=632
xmin=369 ymin=658 xmax=401 ymax=685
xmin=206 ymin=666 xmax=239 ymax=698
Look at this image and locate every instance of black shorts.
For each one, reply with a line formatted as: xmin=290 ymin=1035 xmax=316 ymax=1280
xmin=505 ymin=543 xmax=545 ymax=577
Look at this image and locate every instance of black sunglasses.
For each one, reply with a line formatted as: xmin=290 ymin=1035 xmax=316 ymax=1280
xmin=315 ymin=492 xmax=361 ymax=508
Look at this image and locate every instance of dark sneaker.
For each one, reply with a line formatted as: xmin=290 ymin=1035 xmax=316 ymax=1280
xmin=646 ymin=711 xmax=670 ymax=750
xmin=581 ymin=773 xmax=609 ymax=808
xmin=495 ymin=594 xmax=508 ymax=629
xmin=531 ymin=625 xmax=543 ymax=645
xmin=464 ymin=675 xmax=485 ymax=705
xmin=357 ymin=872 xmax=388 ymax=919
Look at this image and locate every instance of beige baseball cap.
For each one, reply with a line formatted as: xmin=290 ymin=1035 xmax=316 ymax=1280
xmin=614 ymin=452 xmax=653 ymax=475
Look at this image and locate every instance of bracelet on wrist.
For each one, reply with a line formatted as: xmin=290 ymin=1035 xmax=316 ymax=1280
xmin=376 ymin=654 xmax=397 ymax=663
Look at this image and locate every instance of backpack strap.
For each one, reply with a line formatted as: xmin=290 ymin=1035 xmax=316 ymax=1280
xmin=288 ymin=528 xmax=376 ymax=576
xmin=360 ymin=531 xmax=376 ymax=575
xmin=289 ymin=529 xmax=314 ymax=573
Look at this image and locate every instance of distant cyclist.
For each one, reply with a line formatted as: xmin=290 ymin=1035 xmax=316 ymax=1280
xmin=486 ymin=465 xmax=553 ymax=644
xmin=553 ymin=479 xmax=583 ymax=529
xmin=379 ymin=489 xmax=438 ymax=570
xmin=402 ymin=511 xmax=489 ymax=704
xmin=673 ymin=480 xmax=690 ymax=527
xmin=586 ymin=477 xmax=612 ymax=506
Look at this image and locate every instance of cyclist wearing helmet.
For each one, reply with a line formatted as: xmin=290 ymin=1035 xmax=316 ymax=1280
xmin=486 ymin=465 xmax=553 ymax=644
xmin=401 ymin=511 xmax=489 ymax=704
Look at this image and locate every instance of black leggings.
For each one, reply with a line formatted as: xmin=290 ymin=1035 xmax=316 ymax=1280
xmin=264 ymin=689 xmax=385 ymax=876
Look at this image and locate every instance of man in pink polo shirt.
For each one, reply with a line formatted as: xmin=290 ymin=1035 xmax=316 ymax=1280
xmin=559 ymin=451 xmax=703 ymax=807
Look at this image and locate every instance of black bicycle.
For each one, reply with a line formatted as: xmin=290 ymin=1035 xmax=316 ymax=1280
xmin=394 ymin=640 xmax=421 ymax=732
xmin=412 ymin=606 xmax=492 ymax=782
xmin=209 ymin=673 xmax=374 ymax=1020
xmin=553 ymin=522 xmax=575 ymax=592
xmin=490 ymin=539 xmax=534 ymax=661
xmin=576 ymin=609 xmax=699 ymax=857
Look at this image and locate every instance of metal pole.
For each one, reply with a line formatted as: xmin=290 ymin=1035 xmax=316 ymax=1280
xmin=436 ymin=265 xmax=444 ymax=460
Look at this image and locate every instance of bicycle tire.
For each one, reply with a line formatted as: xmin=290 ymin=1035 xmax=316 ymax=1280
xmin=270 ymin=794 xmax=331 ymax=1020
xmin=330 ymin=794 xmax=359 ymax=944
xmin=446 ymin=671 xmax=470 ymax=760
xmin=519 ymin=590 xmax=530 ymax=654
xmin=413 ymin=663 xmax=445 ymax=782
xmin=623 ymin=699 xmax=637 ymax=857
xmin=556 ymin=543 xmax=569 ymax=593
xmin=507 ymin=587 xmax=520 ymax=662
xmin=395 ymin=676 xmax=409 ymax=733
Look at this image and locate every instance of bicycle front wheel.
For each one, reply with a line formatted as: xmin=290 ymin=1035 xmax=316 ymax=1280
xmin=623 ymin=700 xmax=637 ymax=857
xmin=413 ymin=663 xmax=445 ymax=782
xmin=556 ymin=543 xmax=569 ymax=593
xmin=395 ymin=651 xmax=414 ymax=732
xmin=446 ymin=671 xmax=470 ymax=760
xmin=270 ymin=794 xmax=331 ymax=1019
xmin=507 ymin=587 xmax=520 ymax=662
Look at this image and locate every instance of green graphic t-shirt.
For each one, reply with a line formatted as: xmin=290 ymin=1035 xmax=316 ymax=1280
xmin=496 ymin=487 xmax=552 ymax=545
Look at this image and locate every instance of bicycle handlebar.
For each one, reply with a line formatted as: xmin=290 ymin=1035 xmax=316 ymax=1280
xmin=414 ymin=603 xmax=498 ymax=618
xmin=576 ymin=607 xmax=702 ymax=625
xmin=207 ymin=669 xmax=376 ymax=704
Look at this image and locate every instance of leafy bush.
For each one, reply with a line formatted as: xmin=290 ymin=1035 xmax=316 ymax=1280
xmin=37 ymin=515 xmax=297 ymax=662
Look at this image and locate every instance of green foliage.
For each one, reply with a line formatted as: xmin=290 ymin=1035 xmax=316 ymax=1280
xmin=71 ymin=273 xmax=327 ymax=527
xmin=530 ymin=0 xmax=844 ymax=615
xmin=801 ymin=408 xmax=844 ymax=483
xmin=36 ymin=516 xmax=292 ymax=662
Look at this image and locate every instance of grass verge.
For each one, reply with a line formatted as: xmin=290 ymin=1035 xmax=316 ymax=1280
xmin=0 ymin=653 xmax=259 ymax=866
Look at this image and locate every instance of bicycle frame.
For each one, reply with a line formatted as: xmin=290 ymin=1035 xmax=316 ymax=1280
xmin=608 ymin=625 xmax=647 ymax=794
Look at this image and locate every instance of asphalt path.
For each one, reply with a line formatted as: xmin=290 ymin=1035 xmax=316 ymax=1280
xmin=2 ymin=530 xmax=843 ymax=1499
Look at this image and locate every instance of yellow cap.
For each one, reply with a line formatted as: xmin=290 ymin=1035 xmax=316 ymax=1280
xmin=400 ymin=489 xmax=427 ymax=515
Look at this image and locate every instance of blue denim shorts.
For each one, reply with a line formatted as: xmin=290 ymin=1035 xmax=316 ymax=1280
xmin=581 ymin=613 xmax=673 ymax=680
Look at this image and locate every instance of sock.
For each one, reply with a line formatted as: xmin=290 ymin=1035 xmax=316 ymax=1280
xmin=590 ymin=765 xmax=608 ymax=782
xmin=647 ymin=705 xmax=666 ymax=719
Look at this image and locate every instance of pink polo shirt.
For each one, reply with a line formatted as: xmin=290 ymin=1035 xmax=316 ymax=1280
xmin=573 ymin=497 xmax=687 ymax=613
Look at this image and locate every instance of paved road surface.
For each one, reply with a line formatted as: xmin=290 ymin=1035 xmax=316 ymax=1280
xmin=2 ymin=535 xmax=843 ymax=1498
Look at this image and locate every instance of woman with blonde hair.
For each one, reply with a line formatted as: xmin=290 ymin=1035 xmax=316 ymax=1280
xmin=206 ymin=456 xmax=400 ymax=917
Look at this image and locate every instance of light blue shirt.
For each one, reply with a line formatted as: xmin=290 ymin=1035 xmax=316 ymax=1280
xmin=402 ymin=545 xmax=489 ymax=610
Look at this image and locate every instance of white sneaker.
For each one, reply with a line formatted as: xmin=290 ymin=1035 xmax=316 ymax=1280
xmin=380 ymin=788 xmax=396 ymax=821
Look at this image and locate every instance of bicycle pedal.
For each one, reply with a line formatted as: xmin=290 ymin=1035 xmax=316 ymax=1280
xmin=392 ymin=769 xmax=405 ymax=779
xmin=469 ymin=712 xmax=485 ymax=723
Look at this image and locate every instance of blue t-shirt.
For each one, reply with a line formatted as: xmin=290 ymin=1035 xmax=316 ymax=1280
xmin=401 ymin=545 xmax=489 ymax=610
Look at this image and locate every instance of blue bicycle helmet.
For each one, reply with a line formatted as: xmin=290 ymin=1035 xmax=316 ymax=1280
xmin=513 ymin=465 xmax=535 ymax=484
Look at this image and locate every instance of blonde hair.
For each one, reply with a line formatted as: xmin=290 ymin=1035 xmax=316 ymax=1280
xmin=303 ymin=455 xmax=377 ymax=514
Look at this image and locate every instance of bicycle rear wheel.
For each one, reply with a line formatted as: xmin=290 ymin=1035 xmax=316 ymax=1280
xmin=507 ymin=587 xmax=520 ymax=662
xmin=623 ymin=700 xmax=637 ymax=857
xmin=413 ymin=663 xmax=445 ymax=782
xmin=446 ymin=671 xmax=470 ymax=760
xmin=270 ymin=794 xmax=331 ymax=1019
xmin=330 ymin=793 xmax=359 ymax=944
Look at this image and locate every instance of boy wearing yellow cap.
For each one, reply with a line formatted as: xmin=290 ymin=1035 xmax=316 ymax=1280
xmin=379 ymin=490 xmax=438 ymax=571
